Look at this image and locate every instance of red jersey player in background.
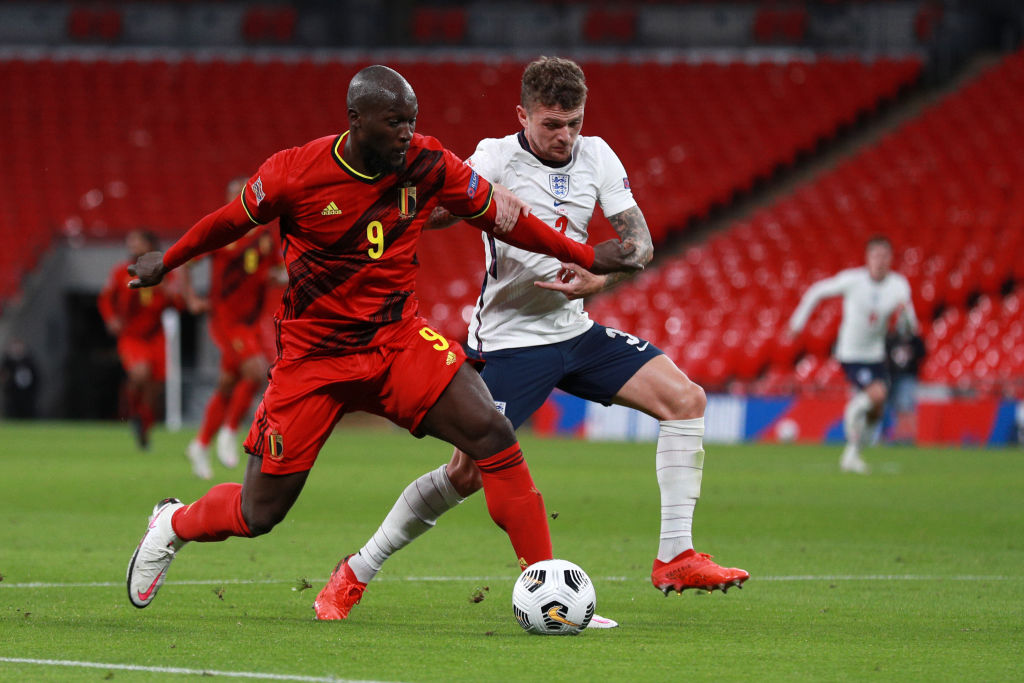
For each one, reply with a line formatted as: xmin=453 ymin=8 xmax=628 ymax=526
xmin=98 ymin=229 xmax=177 ymax=450
xmin=124 ymin=65 xmax=641 ymax=614
xmin=185 ymin=177 xmax=285 ymax=480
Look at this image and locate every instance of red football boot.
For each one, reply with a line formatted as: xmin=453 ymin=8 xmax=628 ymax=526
xmin=651 ymin=549 xmax=749 ymax=595
xmin=313 ymin=555 xmax=367 ymax=620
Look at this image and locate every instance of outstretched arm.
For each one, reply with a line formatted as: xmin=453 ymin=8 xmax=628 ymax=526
xmin=128 ymin=200 xmax=255 ymax=288
xmin=428 ymin=183 xmax=529 ymax=234
xmin=788 ymin=274 xmax=847 ymax=335
xmin=463 ymin=200 xmax=640 ymax=275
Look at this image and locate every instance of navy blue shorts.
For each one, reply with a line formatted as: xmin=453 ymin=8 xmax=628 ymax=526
xmin=841 ymin=362 xmax=890 ymax=390
xmin=466 ymin=323 xmax=664 ymax=429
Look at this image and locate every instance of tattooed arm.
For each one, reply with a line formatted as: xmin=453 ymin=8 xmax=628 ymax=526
xmin=534 ymin=205 xmax=652 ymax=301
xmin=603 ymin=205 xmax=653 ymax=287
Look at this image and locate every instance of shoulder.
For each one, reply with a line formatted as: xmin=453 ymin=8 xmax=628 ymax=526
xmin=578 ymin=135 xmax=615 ymax=155
xmin=887 ymin=272 xmax=911 ymax=290
xmin=411 ymin=132 xmax=446 ymax=153
xmin=286 ymin=135 xmax=335 ymax=161
xmin=475 ymin=134 xmax=518 ymax=154
xmin=260 ymin=135 xmax=333 ymax=177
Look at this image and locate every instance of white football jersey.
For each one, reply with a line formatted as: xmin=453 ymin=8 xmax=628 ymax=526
xmin=788 ymin=267 xmax=918 ymax=363
xmin=466 ymin=132 xmax=637 ymax=352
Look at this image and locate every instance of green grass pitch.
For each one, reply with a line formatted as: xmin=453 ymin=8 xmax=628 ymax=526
xmin=1 ymin=421 xmax=1022 ymax=682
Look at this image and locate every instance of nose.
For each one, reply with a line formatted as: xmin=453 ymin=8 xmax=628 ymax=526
xmin=398 ymin=122 xmax=414 ymax=141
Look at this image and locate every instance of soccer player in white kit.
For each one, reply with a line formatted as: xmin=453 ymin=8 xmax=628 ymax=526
xmin=314 ymin=57 xmax=749 ymax=623
xmin=788 ymin=236 xmax=919 ymax=473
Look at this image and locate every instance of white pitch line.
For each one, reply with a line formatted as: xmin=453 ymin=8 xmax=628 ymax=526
xmin=0 ymin=657 xmax=399 ymax=683
xmin=0 ymin=574 xmax=1017 ymax=589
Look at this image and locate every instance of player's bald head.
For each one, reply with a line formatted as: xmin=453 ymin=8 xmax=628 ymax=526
xmin=347 ymin=65 xmax=416 ymax=113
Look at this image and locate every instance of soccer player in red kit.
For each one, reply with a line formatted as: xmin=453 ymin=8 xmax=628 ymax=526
xmin=98 ymin=229 xmax=175 ymax=450
xmin=185 ymin=177 xmax=284 ymax=479
xmin=125 ymin=64 xmax=641 ymax=612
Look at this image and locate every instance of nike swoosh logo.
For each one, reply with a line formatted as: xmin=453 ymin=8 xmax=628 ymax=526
xmin=546 ymin=606 xmax=580 ymax=627
xmin=136 ymin=570 xmax=165 ymax=602
xmin=553 ymin=200 xmax=565 ymax=206
xmin=635 ymin=341 xmax=650 ymax=352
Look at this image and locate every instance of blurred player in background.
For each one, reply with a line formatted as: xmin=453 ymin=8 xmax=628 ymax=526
xmin=1 ymin=338 xmax=40 ymax=419
xmin=885 ymin=328 xmax=926 ymax=443
xmin=319 ymin=56 xmax=749 ymax=623
xmin=788 ymin=235 xmax=918 ymax=473
xmin=184 ymin=177 xmax=285 ymax=480
xmin=124 ymin=64 xmax=640 ymax=612
xmin=98 ymin=229 xmax=176 ymax=450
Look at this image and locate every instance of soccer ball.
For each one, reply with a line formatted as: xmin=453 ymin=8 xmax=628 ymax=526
xmin=512 ymin=559 xmax=596 ymax=635
xmin=775 ymin=417 xmax=799 ymax=443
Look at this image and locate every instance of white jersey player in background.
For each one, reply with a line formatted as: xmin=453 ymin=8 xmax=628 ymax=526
xmin=314 ymin=56 xmax=748 ymax=623
xmin=788 ymin=236 xmax=919 ymax=473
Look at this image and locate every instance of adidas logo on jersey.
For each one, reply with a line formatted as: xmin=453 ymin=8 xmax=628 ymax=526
xmin=321 ymin=201 xmax=342 ymax=216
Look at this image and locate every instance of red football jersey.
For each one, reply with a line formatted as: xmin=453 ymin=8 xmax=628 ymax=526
xmin=240 ymin=132 xmax=491 ymax=360
xmin=98 ymin=259 xmax=176 ymax=339
xmin=208 ymin=226 xmax=282 ymax=327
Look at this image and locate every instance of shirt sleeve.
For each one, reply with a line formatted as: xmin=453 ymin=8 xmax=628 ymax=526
xmin=239 ymin=149 xmax=294 ymax=225
xmin=896 ymin=276 xmax=919 ymax=335
xmin=96 ymin=263 xmax=122 ymax=324
xmin=593 ymin=137 xmax=637 ymax=218
xmin=466 ymin=138 xmax=503 ymax=184
xmin=438 ymin=147 xmax=493 ymax=220
xmin=163 ymin=150 xmax=295 ymax=271
xmin=789 ymin=270 xmax=852 ymax=334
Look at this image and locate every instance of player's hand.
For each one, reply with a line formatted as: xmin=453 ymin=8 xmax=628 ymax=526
xmin=491 ymin=183 xmax=531 ymax=235
xmin=535 ymin=264 xmax=606 ymax=300
xmin=186 ymin=295 xmax=210 ymax=315
xmin=589 ymin=239 xmax=643 ymax=275
xmin=128 ymin=251 xmax=167 ymax=288
xmin=105 ymin=317 xmax=123 ymax=336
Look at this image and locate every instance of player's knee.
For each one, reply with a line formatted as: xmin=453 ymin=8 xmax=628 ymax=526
xmin=866 ymin=382 xmax=888 ymax=406
xmin=446 ymin=457 xmax=483 ymax=496
xmin=240 ymin=504 xmax=284 ymax=537
xmin=665 ymin=379 xmax=706 ymax=421
xmin=128 ymin=364 xmax=152 ymax=385
xmin=465 ymin=409 xmax=517 ymax=458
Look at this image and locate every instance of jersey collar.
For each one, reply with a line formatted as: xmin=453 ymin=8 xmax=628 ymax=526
xmin=332 ymin=131 xmax=383 ymax=183
xmin=517 ymin=130 xmax=573 ymax=169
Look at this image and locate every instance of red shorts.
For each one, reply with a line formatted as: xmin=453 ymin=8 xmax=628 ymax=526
xmin=210 ymin=318 xmax=268 ymax=375
xmin=243 ymin=316 xmax=466 ymax=475
xmin=117 ymin=334 xmax=166 ymax=382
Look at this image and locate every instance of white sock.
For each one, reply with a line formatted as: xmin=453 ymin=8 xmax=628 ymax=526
xmin=843 ymin=391 xmax=872 ymax=449
xmin=656 ymin=418 xmax=705 ymax=563
xmin=348 ymin=464 xmax=464 ymax=584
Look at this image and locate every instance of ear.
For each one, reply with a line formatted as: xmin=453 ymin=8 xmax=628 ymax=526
xmin=347 ymin=108 xmax=360 ymax=129
xmin=516 ymin=104 xmax=529 ymax=129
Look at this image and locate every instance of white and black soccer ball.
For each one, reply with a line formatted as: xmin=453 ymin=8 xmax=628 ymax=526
xmin=512 ymin=559 xmax=596 ymax=635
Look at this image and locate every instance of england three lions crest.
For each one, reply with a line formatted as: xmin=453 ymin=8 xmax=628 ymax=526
xmin=549 ymin=174 xmax=570 ymax=199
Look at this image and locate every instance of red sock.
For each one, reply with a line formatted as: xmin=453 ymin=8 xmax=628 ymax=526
xmin=476 ymin=443 xmax=552 ymax=569
xmin=224 ymin=379 xmax=258 ymax=430
xmin=171 ymin=483 xmax=252 ymax=542
xmin=198 ymin=390 xmax=230 ymax=445
xmin=137 ymin=401 xmax=155 ymax=432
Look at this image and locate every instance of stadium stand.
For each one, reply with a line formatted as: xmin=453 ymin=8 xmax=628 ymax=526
xmin=587 ymin=49 xmax=1024 ymax=398
xmin=0 ymin=55 xmax=920 ymax=315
